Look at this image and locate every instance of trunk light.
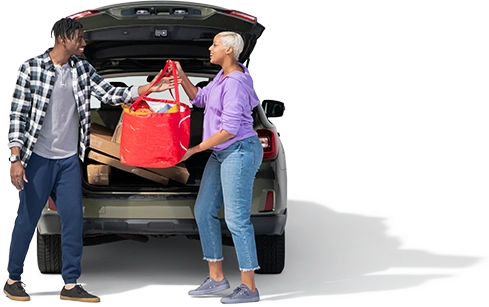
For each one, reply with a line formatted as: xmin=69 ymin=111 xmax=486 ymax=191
xmin=67 ymin=10 xmax=100 ymax=19
xmin=223 ymin=10 xmax=257 ymax=22
xmin=258 ymin=129 xmax=278 ymax=161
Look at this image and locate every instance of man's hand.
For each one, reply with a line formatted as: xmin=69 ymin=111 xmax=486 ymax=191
xmin=10 ymin=162 xmax=27 ymax=191
xmin=138 ymin=70 xmax=182 ymax=95
xmin=150 ymin=77 xmax=182 ymax=93
xmin=148 ymin=70 xmax=182 ymax=93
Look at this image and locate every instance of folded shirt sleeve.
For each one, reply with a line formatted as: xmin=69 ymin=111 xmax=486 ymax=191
xmin=131 ymin=85 xmax=140 ymax=100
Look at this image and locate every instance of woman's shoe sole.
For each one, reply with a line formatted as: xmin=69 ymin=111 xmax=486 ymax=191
xmin=188 ymin=285 xmax=230 ymax=296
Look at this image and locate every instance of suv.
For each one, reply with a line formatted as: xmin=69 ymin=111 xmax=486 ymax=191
xmin=37 ymin=1 xmax=287 ymax=275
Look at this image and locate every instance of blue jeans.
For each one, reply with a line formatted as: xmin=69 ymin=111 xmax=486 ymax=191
xmin=7 ymin=153 xmax=83 ymax=284
xmin=194 ymin=135 xmax=263 ymax=271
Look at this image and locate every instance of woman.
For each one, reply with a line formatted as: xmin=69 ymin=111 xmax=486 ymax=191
xmin=175 ymin=31 xmax=263 ymax=304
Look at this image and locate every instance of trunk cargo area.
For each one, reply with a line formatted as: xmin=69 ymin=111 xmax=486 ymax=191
xmin=83 ymin=106 xmax=209 ymax=191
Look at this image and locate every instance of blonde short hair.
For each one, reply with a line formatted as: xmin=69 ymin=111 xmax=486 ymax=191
xmin=218 ymin=31 xmax=244 ymax=61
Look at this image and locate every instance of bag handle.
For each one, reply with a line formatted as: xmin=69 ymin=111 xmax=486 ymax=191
xmin=130 ymin=60 xmax=180 ymax=111
xmin=179 ymin=113 xmax=191 ymax=151
xmin=164 ymin=60 xmax=180 ymax=105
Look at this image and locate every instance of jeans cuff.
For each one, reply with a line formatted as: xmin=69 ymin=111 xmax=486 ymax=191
xmin=7 ymin=274 xmax=22 ymax=280
xmin=203 ymin=257 xmax=224 ymax=262
xmin=63 ymin=280 xmax=77 ymax=284
xmin=239 ymin=266 xmax=260 ymax=272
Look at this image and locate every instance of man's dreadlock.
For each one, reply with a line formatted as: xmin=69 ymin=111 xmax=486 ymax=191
xmin=51 ymin=18 xmax=84 ymax=41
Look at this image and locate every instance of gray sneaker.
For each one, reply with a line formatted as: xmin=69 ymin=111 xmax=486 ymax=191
xmin=188 ymin=276 xmax=230 ymax=295
xmin=220 ymin=284 xmax=260 ymax=304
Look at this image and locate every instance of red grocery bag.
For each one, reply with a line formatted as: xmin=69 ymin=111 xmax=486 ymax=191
xmin=119 ymin=60 xmax=190 ymax=168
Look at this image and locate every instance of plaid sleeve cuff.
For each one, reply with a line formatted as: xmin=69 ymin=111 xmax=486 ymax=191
xmin=131 ymin=85 xmax=139 ymax=99
xmin=8 ymin=142 xmax=22 ymax=149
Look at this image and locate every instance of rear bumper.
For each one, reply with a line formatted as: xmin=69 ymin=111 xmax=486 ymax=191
xmin=38 ymin=210 xmax=287 ymax=237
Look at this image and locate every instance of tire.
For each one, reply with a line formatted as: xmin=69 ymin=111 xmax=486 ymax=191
xmin=255 ymin=233 xmax=285 ymax=274
xmin=37 ymin=231 xmax=62 ymax=274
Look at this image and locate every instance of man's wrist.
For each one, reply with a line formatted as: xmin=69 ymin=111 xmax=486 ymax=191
xmin=139 ymin=84 xmax=151 ymax=95
xmin=8 ymin=155 xmax=21 ymax=163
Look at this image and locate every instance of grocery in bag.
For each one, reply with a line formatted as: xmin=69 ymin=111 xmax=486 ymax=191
xmin=119 ymin=60 xmax=191 ymax=168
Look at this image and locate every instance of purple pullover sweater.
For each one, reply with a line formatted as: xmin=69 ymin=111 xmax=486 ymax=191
xmin=191 ymin=63 xmax=260 ymax=151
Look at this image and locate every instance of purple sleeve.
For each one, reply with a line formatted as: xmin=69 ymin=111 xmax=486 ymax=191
xmin=191 ymin=77 xmax=217 ymax=108
xmin=220 ymin=79 xmax=247 ymax=135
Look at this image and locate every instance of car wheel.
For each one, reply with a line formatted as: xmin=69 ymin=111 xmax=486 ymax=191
xmin=37 ymin=230 xmax=62 ymax=274
xmin=255 ymin=233 xmax=285 ymax=274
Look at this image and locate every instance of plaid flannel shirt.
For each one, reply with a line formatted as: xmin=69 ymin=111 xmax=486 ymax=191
xmin=8 ymin=48 xmax=136 ymax=167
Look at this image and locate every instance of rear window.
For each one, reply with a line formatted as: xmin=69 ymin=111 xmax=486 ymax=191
xmin=90 ymin=75 xmax=209 ymax=108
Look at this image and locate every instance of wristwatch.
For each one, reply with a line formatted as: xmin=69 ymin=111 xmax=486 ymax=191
xmin=8 ymin=155 xmax=20 ymax=163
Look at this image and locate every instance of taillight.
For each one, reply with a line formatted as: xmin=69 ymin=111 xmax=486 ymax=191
xmin=263 ymin=190 xmax=275 ymax=212
xmin=67 ymin=10 xmax=100 ymax=19
xmin=223 ymin=10 xmax=257 ymax=22
xmin=257 ymin=129 xmax=278 ymax=161
xmin=48 ymin=197 xmax=57 ymax=211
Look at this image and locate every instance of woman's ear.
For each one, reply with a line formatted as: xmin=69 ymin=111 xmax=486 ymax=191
xmin=225 ymin=47 xmax=234 ymax=55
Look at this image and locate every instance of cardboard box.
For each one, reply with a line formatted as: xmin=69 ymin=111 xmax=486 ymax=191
xmin=90 ymin=123 xmax=120 ymax=158
xmin=145 ymin=163 xmax=190 ymax=184
xmin=88 ymin=150 xmax=169 ymax=185
xmin=90 ymin=123 xmax=190 ymax=184
xmin=87 ymin=164 xmax=110 ymax=185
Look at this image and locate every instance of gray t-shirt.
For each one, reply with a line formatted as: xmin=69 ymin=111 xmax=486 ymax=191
xmin=33 ymin=63 xmax=79 ymax=159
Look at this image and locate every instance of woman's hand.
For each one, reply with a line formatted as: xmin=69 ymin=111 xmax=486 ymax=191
xmin=180 ymin=146 xmax=198 ymax=162
xmin=169 ymin=61 xmax=185 ymax=78
xmin=168 ymin=60 xmax=199 ymax=100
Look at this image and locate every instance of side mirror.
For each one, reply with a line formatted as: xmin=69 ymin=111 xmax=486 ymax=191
xmin=262 ymin=100 xmax=285 ymax=118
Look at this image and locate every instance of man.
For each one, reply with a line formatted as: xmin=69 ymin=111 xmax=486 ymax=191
xmin=4 ymin=17 xmax=174 ymax=303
